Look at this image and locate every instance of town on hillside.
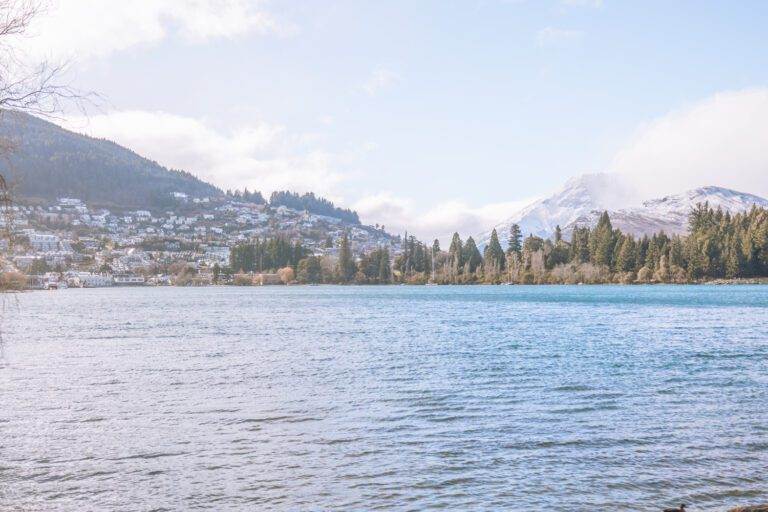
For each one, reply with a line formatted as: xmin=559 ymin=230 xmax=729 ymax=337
xmin=0 ymin=191 xmax=397 ymax=289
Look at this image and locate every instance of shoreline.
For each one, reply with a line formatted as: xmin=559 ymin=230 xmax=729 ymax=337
xmin=14 ymin=278 xmax=768 ymax=291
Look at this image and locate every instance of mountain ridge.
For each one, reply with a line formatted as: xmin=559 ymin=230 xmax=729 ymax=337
xmin=0 ymin=112 xmax=363 ymax=224
xmin=479 ymin=174 xmax=768 ymax=247
xmin=0 ymin=111 xmax=223 ymax=209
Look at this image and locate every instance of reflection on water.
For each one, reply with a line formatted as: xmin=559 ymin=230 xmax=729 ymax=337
xmin=2 ymin=285 xmax=767 ymax=510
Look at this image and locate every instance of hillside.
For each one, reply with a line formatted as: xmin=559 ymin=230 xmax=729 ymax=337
xmin=479 ymin=173 xmax=768 ymax=246
xmin=0 ymin=111 xmax=222 ymax=209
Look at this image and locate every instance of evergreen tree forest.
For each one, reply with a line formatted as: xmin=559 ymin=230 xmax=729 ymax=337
xmin=268 ymin=191 xmax=360 ymax=224
xmin=422 ymin=204 xmax=768 ymax=285
xmin=230 ymin=237 xmax=309 ymax=273
xmin=230 ymin=232 xmax=392 ymax=284
xmin=227 ymin=204 xmax=768 ymax=285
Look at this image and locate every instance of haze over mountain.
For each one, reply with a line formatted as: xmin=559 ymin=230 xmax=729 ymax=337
xmin=4 ymin=110 xmax=767 ymax=246
xmin=478 ymin=173 xmax=768 ymax=248
xmin=0 ymin=112 xmax=361 ymax=225
xmin=0 ymin=112 xmax=222 ymax=209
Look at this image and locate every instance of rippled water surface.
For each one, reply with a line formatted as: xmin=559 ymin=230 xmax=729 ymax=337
xmin=2 ymin=285 xmax=768 ymax=511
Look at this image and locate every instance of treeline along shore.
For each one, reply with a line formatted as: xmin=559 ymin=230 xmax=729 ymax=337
xmin=225 ymin=203 xmax=768 ymax=286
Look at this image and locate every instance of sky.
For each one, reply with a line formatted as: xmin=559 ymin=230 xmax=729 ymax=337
xmin=17 ymin=0 xmax=768 ymax=241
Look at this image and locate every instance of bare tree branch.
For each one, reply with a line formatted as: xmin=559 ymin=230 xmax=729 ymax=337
xmin=0 ymin=0 xmax=95 ymax=120
xmin=0 ymin=0 xmax=97 ymax=254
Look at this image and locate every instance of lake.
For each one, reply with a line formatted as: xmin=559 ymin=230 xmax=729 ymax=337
xmin=2 ymin=285 xmax=767 ymax=511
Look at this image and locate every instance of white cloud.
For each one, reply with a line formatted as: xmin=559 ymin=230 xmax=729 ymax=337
xmin=536 ymin=26 xmax=584 ymax=48
xmin=362 ymin=67 xmax=400 ymax=96
xmin=63 ymin=110 xmax=347 ymax=198
xmin=353 ymin=193 xmax=533 ymax=244
xmin=612 ymin=88 xmax=768 ymax=199
xmin=22 ymin=0 xmax=293 ymax=61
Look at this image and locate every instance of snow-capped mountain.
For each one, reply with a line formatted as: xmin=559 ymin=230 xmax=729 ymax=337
xmin=562 ymin=186 xmax=768 ymax=239
xmin=478 ymin=173 xmax=634 ymax=247
xmin=479 ymin=174 xmax=768 ymax=247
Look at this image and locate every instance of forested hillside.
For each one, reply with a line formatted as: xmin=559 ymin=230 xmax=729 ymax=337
xmin=0 ymin=111 xmax=222 ymax=208
xmin=269 ymin=191 xmax=360 ymax=224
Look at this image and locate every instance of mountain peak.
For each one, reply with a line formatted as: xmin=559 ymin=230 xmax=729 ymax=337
xmin=479 ymin=175 xmax=768 ymax=247
xmin=477 ymin=173 xmax=633 ymax=247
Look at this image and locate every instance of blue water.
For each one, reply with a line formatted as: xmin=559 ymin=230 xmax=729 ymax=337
xmin=1 ymin=285 xmax=767 ymax=511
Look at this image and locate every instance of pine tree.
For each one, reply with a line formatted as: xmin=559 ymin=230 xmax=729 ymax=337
xmin=508 ymin=224 xmax=522 ymax=254
xmin=483 ymin=229 xmax=506 ymax=271
xmin=570 ymin=227 xmax=590 ymax=263
xmin=463 ymin=237 xmax=483 ymax=273
xmin=338 ymin=231 xmax=355 ymax=282
xmin=615 ymin=236 xmax=636 ymax=272
xmin=590 ymin=211 xmax=615 ymax=267
xmin=378 ymin=248 xmax=391 ymax=282
xmin=449 ymin=232 xmax=464 ymax=272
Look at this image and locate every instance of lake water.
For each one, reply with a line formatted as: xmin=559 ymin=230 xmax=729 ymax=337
xmin=1 ymin=285 xmax=767 ymax=511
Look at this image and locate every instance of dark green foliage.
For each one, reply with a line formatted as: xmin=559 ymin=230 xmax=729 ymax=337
xmin=615 ymin=235 xmax=636 ymax=272
xmin=507 ymin=223 xmax=522 ymax=254
xmin=570 ymin=227 xmax=590 ymax=263
xmin=230 ymin=237 xmax=308 ymax=272
xmin=483 ymin=228 xmax=506 ymax=270
xmin=463 ymin=237 xmax=482 ymax=273
xmin=227 ymin=188 xmax=265 ymax=204
xmin=297 ymin=256 xmax=322 ymax=283
xmin=546 ymin=239 xmax=570 ymax=268
xmin=448 ymin=232 xmax=464 ymax=271
xmin=269 ymin=190 xmax=360 ymax=224
xmin=589 ymin=211 xmax=616 ymax=267
xmin=395 ymin=235 xmax=430 ymax=275
xmin=682 ymin=203 xmax=768 ymax=279
xmin=358 ymin=247 xmax=391 ymax=283
xmin=338 ymin=231 xmax=356 ymax=282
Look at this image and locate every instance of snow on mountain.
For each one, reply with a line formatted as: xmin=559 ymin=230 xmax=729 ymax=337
xmin=561 ymin=186 xmax=768 ymax=239
xmin=477 ymin=173 xmax=634 ymax=248
xmin=479 ymin=175 xmax=768 ymax=248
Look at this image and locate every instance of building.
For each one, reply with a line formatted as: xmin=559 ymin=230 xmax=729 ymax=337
xmin=66 ymin=272 xmax=113 ymax=287
xmin=113 ymin=274 xmax=146 ymax=286
xmin=29 ymin=233 xmax=59 ymax=252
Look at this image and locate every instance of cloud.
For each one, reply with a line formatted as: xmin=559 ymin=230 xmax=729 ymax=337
xmin=63 ymin=110 xmax=348 ymax=198
xmin=63 ymin=110 xmax=529 ymax=241
xmin=22 ymin=0 xmax=293 ymax=61
xmin=362 ymin=67 xmax=400 ymax=96
xmin=353 ymin=193 xmax=533 ymax=244
xmin=536 ymin=27 xmax=584 ymax=48
xmin=611 ymin=88 xmax=768 ymax=199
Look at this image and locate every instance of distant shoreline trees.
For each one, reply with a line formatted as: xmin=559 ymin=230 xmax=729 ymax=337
xmin=227 ymin=203 xmax=768 ymax=286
